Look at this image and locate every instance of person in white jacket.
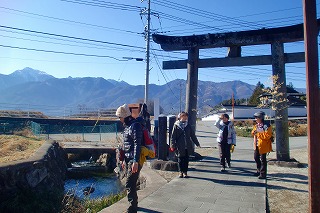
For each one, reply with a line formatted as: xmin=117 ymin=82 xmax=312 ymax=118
xmin=214 ymin=114 xmax=236 ymax=171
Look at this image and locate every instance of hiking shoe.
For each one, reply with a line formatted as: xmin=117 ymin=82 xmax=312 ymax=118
xmin=253 ymin=172 xmax=260 ymax=177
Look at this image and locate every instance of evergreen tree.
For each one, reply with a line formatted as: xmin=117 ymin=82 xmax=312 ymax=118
xmin=287 ymin=82 xmax=294 ymax=89
xmin=248 ymin=82 xmax=264 ymax=105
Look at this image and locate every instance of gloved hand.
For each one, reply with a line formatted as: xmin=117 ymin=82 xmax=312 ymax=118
xmin=230 ymin=144 xmax=235 ymax=153
xmin=169 ymin=147 xmax=175 ymax=152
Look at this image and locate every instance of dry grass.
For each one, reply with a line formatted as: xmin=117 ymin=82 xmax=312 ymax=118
xmin=267 ymin=148 xmax=308 ymax=213
xmin=0 ymin=134 xmax=45 ymax=163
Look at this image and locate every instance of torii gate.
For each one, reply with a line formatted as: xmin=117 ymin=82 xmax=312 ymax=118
xmin=153 ymin=19 xmax=320 ymax=163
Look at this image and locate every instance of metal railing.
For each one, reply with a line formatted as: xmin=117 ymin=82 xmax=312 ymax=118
xmin=31 ymin=121 xmax=118 ymax=142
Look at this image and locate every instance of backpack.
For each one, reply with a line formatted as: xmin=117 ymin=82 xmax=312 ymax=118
xmin=263 ymin=122 xmax=274 ymax=143
xmin=140 ymin=124 xmax=156 ymax=156
xmin=138 ymin=104 xmax=156 ymax=156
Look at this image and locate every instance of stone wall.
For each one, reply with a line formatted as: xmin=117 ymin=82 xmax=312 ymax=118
xmin=0 ymin=140 xmax=68 ymax=203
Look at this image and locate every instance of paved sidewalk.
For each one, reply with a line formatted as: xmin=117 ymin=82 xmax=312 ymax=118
xmin=101 ymin=121 xmax=268 ymax=213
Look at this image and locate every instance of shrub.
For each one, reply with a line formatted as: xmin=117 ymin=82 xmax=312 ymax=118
xmin=234 ymin=126 xmax=253 ymax=137
xmin=289 ymin=124 xmax=307 ymax=136
xmin=60 ymin=190 xmax=126 ymax=213
xmin=13 ymin=127 xmax=34 ymax=137
xmin=82 ymin=191 xmax=126 ymax=212
xmin=234 ymin=119 xmax=307 ymax=137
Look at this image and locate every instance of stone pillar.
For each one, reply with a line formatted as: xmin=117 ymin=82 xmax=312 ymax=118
xmin=271 ymin=41 xmax=290 ymax=161
xmin=186 ymin=47 xmax=199 ymax=133
xmin=186 ymin=47 xmax=199 ymax=154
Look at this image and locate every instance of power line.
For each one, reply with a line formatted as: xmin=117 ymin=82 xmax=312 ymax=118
xmin=152 ymin=0 xmax=307 ymax=36
xmin=0 ymin=44 xmax=129 ymax=60
xmin=0 ymin=25 xmax=145 ymax=50
xmin=60 ymin=0 xmax=142 ymax=12
xmin=0 ymin=6 xmax=141 ymax=35
xmin=0 ymin=33 xmax=147 ymax=55
xmin=154 ymin=0 xmax=261 ymax=30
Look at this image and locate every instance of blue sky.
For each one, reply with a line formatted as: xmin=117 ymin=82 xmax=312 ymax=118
xmin=0 ymin=0 xmax=318 ymax=89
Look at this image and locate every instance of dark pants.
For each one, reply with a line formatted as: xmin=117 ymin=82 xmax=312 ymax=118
xmin=178 ymin=149 xmax=189 ymax=173
xmin=254 ymin=148 xmax=267 ymax=177
xmin=218 ymin=142 xmax=231 ymax=168
xmin=125 ymin=161 xmax=142 ymax=213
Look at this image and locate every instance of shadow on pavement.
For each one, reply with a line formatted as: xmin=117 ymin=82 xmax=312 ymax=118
xmin=137 ymin=207 xmax=162 ymax=213
xmin=189 ymin=175 xmax=266 ymax=187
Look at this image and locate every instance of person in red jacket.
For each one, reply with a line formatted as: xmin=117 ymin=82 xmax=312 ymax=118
xmin=251 ymin=111 xmax=273 ymax=179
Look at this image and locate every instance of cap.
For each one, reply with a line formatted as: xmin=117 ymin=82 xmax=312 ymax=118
xmin=254 ymin=111 xmax=265 ymax=119
xmin=115 ymin=104 xmax=131 ymax=118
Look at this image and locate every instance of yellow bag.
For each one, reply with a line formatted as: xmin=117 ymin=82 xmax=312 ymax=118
xmin=230 ymin=144 xmax=235 ymax=153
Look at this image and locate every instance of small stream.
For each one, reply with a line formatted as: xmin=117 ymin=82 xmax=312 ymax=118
xmin=64 ymin=160 xmax=124 ymax=199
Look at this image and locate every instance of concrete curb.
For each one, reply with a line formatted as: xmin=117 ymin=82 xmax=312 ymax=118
xmin=99 ymin=161 xmax=168 ymax=213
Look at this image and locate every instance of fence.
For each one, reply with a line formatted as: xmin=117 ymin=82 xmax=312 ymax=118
xmin=0 ymin=103 xmax=118 ymax=118
xmin=31 ymin=121 xmax=119 ymax=142
xmin=0 ymin=119 xmax=30 ymax=134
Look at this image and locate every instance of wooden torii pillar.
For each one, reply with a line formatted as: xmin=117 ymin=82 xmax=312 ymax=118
xmin=153 ymin=20 xmax=320 ymax=161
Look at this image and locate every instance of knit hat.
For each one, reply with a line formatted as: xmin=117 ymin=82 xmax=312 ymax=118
xmin=116 ymin=104 xmax=131 ymax=118
xmin=254 ymin=111 xmax=265 ymax=119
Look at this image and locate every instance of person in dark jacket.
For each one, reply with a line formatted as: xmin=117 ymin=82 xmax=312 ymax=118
xmin=170 ymin=111 xmax=201 ymax=178
xmin=214 ymin=113 xmax=237 ymax=172
xmin=116 ymin=104 xmax=143 ymax=213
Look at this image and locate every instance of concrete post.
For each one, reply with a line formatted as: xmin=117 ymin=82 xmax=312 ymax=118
xmin=168 ymin=115 xmax=177 ymax=160
xmin=158 ymin=115 xmax=167 ymax=160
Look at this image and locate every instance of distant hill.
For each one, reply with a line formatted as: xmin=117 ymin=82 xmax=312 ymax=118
xmin=0 ymin=67 xmax=260 ymax=116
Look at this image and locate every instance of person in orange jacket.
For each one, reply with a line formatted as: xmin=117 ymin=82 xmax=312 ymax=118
xmin=251 ymin=111 xmax=273 ymax=179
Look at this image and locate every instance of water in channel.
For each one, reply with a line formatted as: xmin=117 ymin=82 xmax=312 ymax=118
xmin=64 ymin=160 xmax=124 ymax=199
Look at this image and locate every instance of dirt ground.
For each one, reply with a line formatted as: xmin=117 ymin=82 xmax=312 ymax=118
xmin=267 ymin=148 xmax=308 ymax=213
xmin=153 ymin=147 xmax=309 ymax=213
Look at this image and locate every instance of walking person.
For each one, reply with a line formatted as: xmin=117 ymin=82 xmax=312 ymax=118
xmin=214 ymin=113 xmax=237 ymax=172
xmin=170 ymin=111 xmax=201 ymax=178
xmin=251 ymin=111 xmax=273 ymax=179
xmin=116 ymin=104 xmax=143 ymax=213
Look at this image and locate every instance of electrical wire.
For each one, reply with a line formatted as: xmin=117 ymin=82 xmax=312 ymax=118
xmin=0 ymin=6 xmax=141 ymax=35
xmin=0 ymin=25 xmax=144 ymax=50
xmin=0 ymin=44 xmax=129 ymax=60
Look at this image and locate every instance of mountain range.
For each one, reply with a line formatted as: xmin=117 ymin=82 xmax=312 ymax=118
xmin=0 ymin=67 xmax=260 ymax=116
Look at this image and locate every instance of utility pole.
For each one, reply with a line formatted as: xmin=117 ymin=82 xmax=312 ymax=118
xmin=302 ymin=0 xmax=320 ymax=212
xmin=180 ymin=82 xmax=182 ymax=112
xmin=141 ymin=0 xmax=151 ymax=103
